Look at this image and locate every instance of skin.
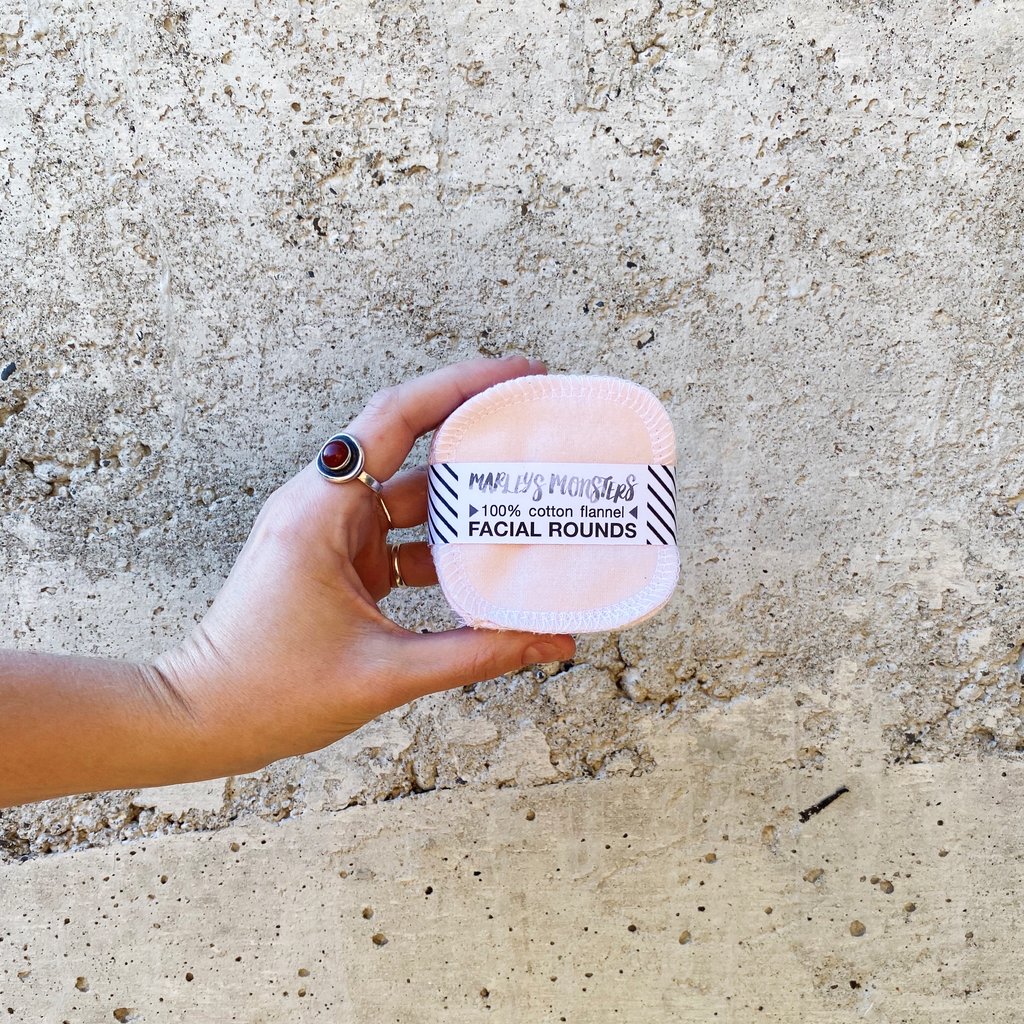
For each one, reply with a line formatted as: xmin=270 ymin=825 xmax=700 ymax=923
xmin=0 ymin=355 xmax=575 ymax=809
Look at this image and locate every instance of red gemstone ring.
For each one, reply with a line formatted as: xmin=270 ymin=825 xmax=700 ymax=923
xmin=316 ymin=432 xmax=393 ymax=527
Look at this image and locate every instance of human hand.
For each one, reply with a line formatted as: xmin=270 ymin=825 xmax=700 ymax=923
xmin=153 ymin=356 xmax=576 ymax=778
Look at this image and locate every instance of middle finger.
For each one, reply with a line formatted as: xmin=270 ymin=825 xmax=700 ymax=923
xmin=380 ymin=465 xmax=428 ymax=529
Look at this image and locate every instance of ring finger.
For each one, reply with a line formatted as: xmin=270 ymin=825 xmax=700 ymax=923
xmin=391 ymin=541 xmax=438 ymax=589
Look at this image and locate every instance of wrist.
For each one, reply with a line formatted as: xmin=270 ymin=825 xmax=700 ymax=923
xmin=150 ymin=638 xmax=269 ymax=780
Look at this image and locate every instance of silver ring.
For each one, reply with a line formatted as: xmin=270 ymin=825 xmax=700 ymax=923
xmin=317 ymin=432 xmax=393 ymax=527
xmin=388 ymin=542 xmax=407 ymax=588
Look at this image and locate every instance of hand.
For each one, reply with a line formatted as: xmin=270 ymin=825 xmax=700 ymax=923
xmin=154 ymin=356 xmax=576 ymax=778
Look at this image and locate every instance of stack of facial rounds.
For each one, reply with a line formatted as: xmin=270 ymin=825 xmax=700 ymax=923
xmin=427 ymin=374 xmax=679 ymax=633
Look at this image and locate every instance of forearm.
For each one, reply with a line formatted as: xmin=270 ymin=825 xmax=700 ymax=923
xmin=0 ymin=648 xmax=225 ymax=808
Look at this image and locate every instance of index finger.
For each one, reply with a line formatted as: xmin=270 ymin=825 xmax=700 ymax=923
xmin=347 ymin=355 xmax=548 ymax=479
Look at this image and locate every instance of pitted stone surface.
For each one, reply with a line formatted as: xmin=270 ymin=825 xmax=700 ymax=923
xmin=2 ymin=0 xmax=1023 ymax=1019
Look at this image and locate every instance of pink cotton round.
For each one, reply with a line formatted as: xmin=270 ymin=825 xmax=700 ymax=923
xmin=428 ymin=374 xmax=679 ymax=633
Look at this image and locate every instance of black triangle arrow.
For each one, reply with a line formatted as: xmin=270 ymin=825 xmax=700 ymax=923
xmin=469 ymin=504 xmax=479 ymax=517
xmin=629 ymin=505 xmax=638 ymax=519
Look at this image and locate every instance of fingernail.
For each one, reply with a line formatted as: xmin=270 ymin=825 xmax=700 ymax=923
xmin=523 ymin=641 xmax=565 ymax=665
xmin=528 ymin=358 xmax=547 ymax=373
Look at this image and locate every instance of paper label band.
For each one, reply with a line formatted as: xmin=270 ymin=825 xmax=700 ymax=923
xmin=426 ymin=462 xmax=677 ymax=546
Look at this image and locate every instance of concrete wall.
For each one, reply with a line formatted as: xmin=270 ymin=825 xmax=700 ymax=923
xmin=2 ymin=0 xmax=1022 ymax=1019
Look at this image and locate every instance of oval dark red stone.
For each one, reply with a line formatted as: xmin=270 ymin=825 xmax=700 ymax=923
xmin=321 ymin=439 xmax=351 ymax=471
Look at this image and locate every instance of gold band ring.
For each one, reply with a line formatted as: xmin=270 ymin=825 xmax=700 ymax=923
xmin=388 ymin=542 xmax=407 ymax=588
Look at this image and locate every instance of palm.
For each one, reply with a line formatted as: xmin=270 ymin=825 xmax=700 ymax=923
xmin=159 ymin=357 xmax=574 ymax=775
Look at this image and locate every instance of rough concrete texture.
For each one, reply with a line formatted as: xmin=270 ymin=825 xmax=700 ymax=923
xmin=1 ymin=0 xmax=1022 ymax=1019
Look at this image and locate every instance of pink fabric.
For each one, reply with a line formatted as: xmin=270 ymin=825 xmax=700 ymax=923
xmin=429 ymin=375 xmax=678 ymax=633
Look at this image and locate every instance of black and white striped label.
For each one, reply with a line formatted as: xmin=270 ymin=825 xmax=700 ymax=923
xmin=426 ymin=462 xmax=677 ymax=546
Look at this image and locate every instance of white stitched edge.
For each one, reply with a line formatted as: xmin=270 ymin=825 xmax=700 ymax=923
xmin=433 ymin=545 xmax=679 ymax=633
xmin=428 ymin=376 xmax=675 ymax=464
xmin=428 ymin=374 xmax=679 ymax=632
xmin=430 ymin=374 xmax=676 ymax=464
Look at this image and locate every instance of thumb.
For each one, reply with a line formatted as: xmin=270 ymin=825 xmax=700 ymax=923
xmin=383 ymin=627 xmax=576 ymax=703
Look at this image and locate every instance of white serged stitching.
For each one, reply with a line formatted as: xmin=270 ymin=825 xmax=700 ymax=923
xmin=434 ymin=545 xmax=679 ymax=633
xmin=429 ymin=374 xmax=676 ymax=464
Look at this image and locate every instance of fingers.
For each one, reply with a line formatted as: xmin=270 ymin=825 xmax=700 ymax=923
xmin=295 ymin=357 xmax=545 ymax=547
xmin=375 ymin=627 xmax=576 ymax=705
xmin=348 ymin=355 xmax=547 ymax=480
xmin=391 ymin=541 xmax=436 ymax=588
